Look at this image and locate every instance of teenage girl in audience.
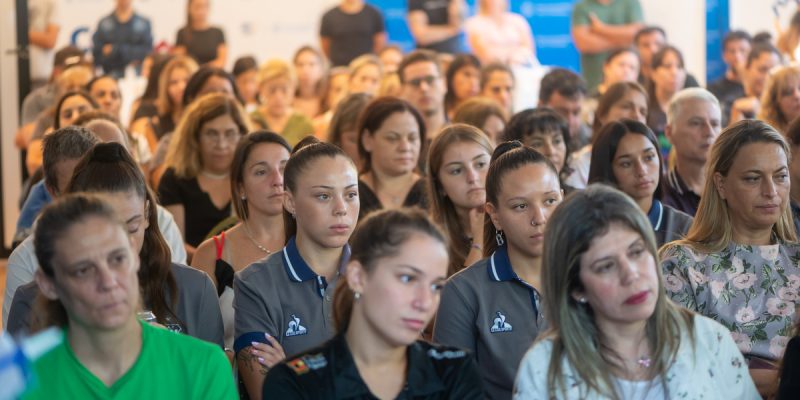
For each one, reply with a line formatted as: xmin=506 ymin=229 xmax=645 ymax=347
xmin=9 ymin=142 xmax=223 ymax=346
xmin=131 ymin=56 xmax=199 ymax=152
xmin=234 ymin=137 xmax=358 ymax=399
xmin=26 ymin=91 xmax=99 ymax=175
xmin=191 ymin=131 xmax=291 ymax=350
xmin=588 ymin=119 xmax=693 ymax=246
xmin=514 ymin=184 xmax=758 ymax=398
xmin=567 ymin=81 xmax=649 ymax=189
xmin=647 ymin=46 xmax=688 ymax=147
xmin=445 ymin=54 xmax=481 ymax=119
xmin=263 ymin=209 xmax=485 ymax=399
xmin=293 ymin=46 xmax=327 ymax=119
xmin=503 ymin=108 xmax=574 ymax=193
xmin=174 ymin=0 xmax=227 ymax=68
xmin=326 ymin=92 xmax=372 ymax=168
xmin=480 ymin=63 xmax=515 ymax=116
xmin=251 ymin=59 xmax=314 ymax=146
xmin=357 ymin=96 xmax=427 ymax=218
xmin=434 ymin=141 xmax=562 ymax=399
xmin=158 ymin=93 xmax=250 ymax=257
xmin=426 ymin=124 xmax=493 ymax=276
xmin=452 ymin=96 xmax=508 ymax=145
xmin=86 ymin=75 xmax=122 ymax=119
xmin=347 ymin=54 xmax=383 ymax=96
xmin=757 ymin=65 xmax=800 ymax=134
xmin=20 ymin=193 xmax=234 ymax=399
xmin=660 ymin=120 xmax=800 ymax=397
xmin=232 ymin=56 xmax=259 ymax=112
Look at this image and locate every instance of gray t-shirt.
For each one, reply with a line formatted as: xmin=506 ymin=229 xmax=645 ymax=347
xmin=7 ymin=263 xmax=223 ymax=347
xmin=433 ymin=245 xmax=546 ymax=400
xmin=233 ymin=237 xmax=350 ymax=358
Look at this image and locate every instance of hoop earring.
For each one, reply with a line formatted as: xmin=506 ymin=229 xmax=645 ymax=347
xmin=495 ymin=230 xmax=505 ymax=246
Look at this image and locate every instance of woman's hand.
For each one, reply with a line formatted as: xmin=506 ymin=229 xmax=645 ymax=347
xmin=469 ymin=205 xmax=486 ymax=246
xmin=250 ymin=333 xmax=286 ymax=368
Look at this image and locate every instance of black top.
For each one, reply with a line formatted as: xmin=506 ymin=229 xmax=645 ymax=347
xmin=662 ymin=167 xmax=701 ymax=217
xmin=320 ymin=5 xmax=385 ymax=67
xmin=357 ymin=178 xmax=428 ymax=221
xmin=778 ymin=336 xmax=800 ymax=400
xmin=262 ymin=334 xmax=485 ymax=399
xmin=408 ymin=0 xmax=462 ymax=53
xmin=708 ymin=77 xmax=745 ymax=128
xmin=176 ymin=26 xmax=226 ymax=65
xmin=157 ymin=167 xmax=232 ymax=247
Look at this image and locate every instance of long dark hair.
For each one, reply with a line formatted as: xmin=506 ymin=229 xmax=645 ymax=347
xmin=483 ymin=141 xmax=559 ymax=257
xmin=282 ymin=136 xmax=354 ymax=242
xmin=182 ymin=65 xmax=244 ymax=105
xmin=445 ymin=53 xmax=481 ymax=112
xmin=587 ymin=119 xmax=664 ymax=201
xmin=67 ymin=142 xmax=180 ymax=326
xmin=54 ymin=91 xmax=99 ymax=130
xmin=332 ymin=208 xmax=446 ymax=334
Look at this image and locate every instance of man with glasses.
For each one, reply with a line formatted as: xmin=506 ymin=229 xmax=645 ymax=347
xmin=398 ymin=50 xmax=447 ymax=141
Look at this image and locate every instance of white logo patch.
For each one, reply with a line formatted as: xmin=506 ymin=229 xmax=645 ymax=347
xmin=285 ymin=314 xmax=308 ymax=337
xmin=490 ymin=311 xmax=513 ymax=333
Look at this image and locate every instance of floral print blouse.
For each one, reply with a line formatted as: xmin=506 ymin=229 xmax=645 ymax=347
xmin=661 ymin=242 xmax=800 ymax=360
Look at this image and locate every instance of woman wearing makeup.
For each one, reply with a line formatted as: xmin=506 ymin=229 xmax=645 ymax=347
xmin=514 ymin=185 xmax=758 ymax=399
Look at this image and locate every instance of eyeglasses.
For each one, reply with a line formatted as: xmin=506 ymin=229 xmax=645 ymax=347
xmin=201 ymin=130 xmax=241 ymax=143
xmin=405 ymin=75 xmax=439 ymax=89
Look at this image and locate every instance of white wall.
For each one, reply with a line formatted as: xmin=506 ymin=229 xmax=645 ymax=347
xmin=640 ymin=0 xmax=707 ymax=85
xmin=730 ymin=0 xmax=792 ymax=40
xmin=1 ymin=0 xmax=22 ymax=249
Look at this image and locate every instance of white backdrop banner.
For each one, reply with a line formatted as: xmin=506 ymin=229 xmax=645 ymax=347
xmin=57 ymin=0 xmax=339 ymax=70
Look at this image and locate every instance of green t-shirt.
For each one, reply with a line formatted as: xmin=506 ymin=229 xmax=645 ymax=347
xmin=250 ymin=110 xmax=314 ymax=147
xmin=23 ymin=321 xmax=236 ymax=400
xmin=571 ymin=0 xmax=643 ymax=91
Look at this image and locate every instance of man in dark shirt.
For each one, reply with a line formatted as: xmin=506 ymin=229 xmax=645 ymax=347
xmin=663 ymin=88 xmax=722 ymax=216
xmin=320 ymin=0 xmax=386 ymax=67
xmin=92 ymin=0 xmax=153 ymax=77
xmin=708 ymin=30 xmax=751 ymax=128
xmin=407 ymin=0 xmax=465 ymax=54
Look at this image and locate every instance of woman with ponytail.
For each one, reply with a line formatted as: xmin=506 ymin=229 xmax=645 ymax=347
xmin=8 ymin=142 xmax=223 ymax=346
xmin=433 ymin=141 xmax=563 ymax=399
xmin=262 ymin=208 xmax=484 ymax=399
xmin=234 ymin=136 xmax=359 ymax=399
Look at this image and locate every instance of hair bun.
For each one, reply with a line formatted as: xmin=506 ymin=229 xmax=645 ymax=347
xmin=491 ymin=140 xmax=523 ymax=163
xmin=89 ymin=142 xmax=128 ymax=163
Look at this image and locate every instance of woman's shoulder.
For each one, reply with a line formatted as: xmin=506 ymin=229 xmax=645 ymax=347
xmin=447 ymin=257 xmax=492 ymax=288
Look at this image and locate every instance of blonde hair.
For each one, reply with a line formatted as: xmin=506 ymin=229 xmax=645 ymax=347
xmin=348 ymin=54 xmax=383 ymax=81
xmin=156 ymin=56 xmax=199 ymax=116
xmin=377 ymin=72 xmax=401 ymax=97
xmin=758 ymin=65 xmax=800 ymax=133
xmin=426 ymin=123 xmax=493 ymax=275
xmin=56 ymin=65 xmax=93 ymax=94
xmin=664 ymin=120 xmax=798 ymax=255
xmin=164 ymin=93 xmax=252 ymax=178
xmin=258 ymin=58 xmax=296 ymax=89
xmin=542 ymin=184 xmax=694 ymax=399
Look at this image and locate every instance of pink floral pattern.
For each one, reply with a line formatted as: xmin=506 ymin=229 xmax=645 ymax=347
xmin=661 ymin=242 xmax=800 ymax=359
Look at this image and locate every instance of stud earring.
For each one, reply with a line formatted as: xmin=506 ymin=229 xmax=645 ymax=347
xmin=578 ymin=297 xmax=587 ymax=304
xmin=354 ymin=292 xmax=361 ymax=301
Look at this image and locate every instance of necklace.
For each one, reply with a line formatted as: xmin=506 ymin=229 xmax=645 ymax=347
xmin=201 ymin=170 xmax=229 ymax=180
xmin=243 ymin=222 xmax=272 ymax=254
